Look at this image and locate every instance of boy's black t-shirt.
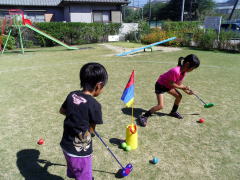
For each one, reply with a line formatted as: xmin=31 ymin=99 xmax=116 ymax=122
xmin=60 ymin=90 xmax=103 ymax=156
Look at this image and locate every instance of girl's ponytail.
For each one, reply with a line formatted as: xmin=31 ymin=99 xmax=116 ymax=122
xmin=178 ymin=57 xmax=184 ymax=67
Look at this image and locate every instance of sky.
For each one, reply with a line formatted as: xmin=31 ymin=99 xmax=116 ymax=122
xmin=129 ymin=0 xmax=230 ymax=7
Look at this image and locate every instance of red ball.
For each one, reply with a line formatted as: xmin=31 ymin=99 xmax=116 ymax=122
xmin=198 ymin=118 xmax=205 ymax=123
xmin=38 ymin=138 xmax=44 ymax=145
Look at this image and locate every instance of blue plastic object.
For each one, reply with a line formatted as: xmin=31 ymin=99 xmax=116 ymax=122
xmin=116 ymin=37 xmax=176 ymax=56
xmin=121 ymin=163 xmax=133 ymax=176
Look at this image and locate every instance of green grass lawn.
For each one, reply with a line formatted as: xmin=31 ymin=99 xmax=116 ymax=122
xmin=0 ymin=44 xmax=239 ymax=180
xmin=109 ymin=41 xmax=145 ymax=48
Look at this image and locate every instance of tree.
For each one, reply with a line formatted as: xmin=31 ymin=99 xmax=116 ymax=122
xmin=143 ymin=0 xmax=216 ymax=21
xmin=123 ymin=7 xmax=142 ymax=23
xmin=143 ymin=2 xmax=167 ymax=21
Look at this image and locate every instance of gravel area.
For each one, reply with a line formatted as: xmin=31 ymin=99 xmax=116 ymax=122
xmin=100 ymin=43 xmax=182 ymax=56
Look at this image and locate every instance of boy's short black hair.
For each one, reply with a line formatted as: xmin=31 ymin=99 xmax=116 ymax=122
xmin=80 ymin=62 xmax=108 ymax=91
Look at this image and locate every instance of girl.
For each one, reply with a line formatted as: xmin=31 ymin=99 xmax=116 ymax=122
xmin=139 ymin=54 xmax=200 ymax=127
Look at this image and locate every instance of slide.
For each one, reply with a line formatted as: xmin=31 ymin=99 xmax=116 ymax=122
xmin=25 ymin=24 xmax=78 ymax=50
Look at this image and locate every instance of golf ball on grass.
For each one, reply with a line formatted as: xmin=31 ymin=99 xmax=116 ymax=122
xmin=121 ymin=142 xmax=127 ymax=149
xmin=198 ymin=118 xmax=205 ymax=123
xmin=151 ymin=157 xmax=159 ymax=164
xmin=125 ymin=145 xmax=131 ymax=151
xmin=37 ymin=138 xmax=44 ymax=145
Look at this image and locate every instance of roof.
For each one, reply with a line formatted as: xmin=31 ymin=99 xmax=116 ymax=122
xmin=0 ymin=0 xmax=129 ymax=6
xmin=63 ymin=0 xmax=130 ymax=4
xmin=216 ymin=0 xmax=240 ymax=9
xmin=0 ymin=0 xmax=62 ymax=6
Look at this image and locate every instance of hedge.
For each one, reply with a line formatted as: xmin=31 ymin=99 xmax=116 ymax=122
xmin=141 ymin=21 xmax=240 ymax=52
xmin=32 ymin=22 xmax=121 ymax=46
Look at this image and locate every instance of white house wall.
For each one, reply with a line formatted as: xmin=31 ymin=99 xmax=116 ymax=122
xmin=68 ymin=5 xmax=120 ymax=23
xmin=69 ymin=5 xmax=92 ymax=22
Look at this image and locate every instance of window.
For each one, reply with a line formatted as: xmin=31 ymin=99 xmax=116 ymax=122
xmin=93 ymin=11 xmax=110 ymax=23
xmin=26 ymin=12 xmax=45 ymax=22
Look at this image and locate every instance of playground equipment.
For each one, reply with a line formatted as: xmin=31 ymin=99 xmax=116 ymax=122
xmin=116 ymin=37 xmax=176 ymax=56
xmin=1 ymin=9 xmax=78 ymax=54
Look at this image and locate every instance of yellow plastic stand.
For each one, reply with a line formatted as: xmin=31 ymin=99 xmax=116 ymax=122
xmin=126 ymin=124 xmax=138 ymax=150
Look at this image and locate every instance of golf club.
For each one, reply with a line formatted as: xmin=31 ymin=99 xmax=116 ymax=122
xmin=193 ymin=93 xmax=214 ymax=108
xmin=94 ymin=130 xmax=133 ymax=177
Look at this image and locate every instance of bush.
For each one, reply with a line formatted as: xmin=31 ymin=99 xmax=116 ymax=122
xmin=218 ymin=31 xmax=235 ymax=50
xmin=125 ymin=31 xmax=140 ymax=42
xmin=162 ymin=21 xmax=201 ymax=42
xmin=33 ymin=22 xmax=121 ymax=46
xmin=0 ymin=34 xmax=16 ymax=50
xmin=162 ymin=21 xmax=201 ymax=33
xmin=24 ymin=40 xmax=35 ymax=48
xmin=140 ymin=21 xmax=239 ymax=52
xmin=236 ymin=42 xmax=240 ymax=52
xmin=141 ymin=28 xmax=181 ymax=46
xmin=125 ymin=21 xmax=150 ymax=43
xmin=138 ymin=20 xmax=150 ymax=36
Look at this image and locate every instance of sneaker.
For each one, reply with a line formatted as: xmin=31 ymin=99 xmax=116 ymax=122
xmin=169 ymin=112 xmax=183 ymax=119
xmin=138 ymin=115 xmax=148 ymax=127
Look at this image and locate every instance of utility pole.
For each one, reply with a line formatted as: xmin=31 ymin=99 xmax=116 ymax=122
xmin=181 ymin=0 xmax=185 ymax=21
xmin=228 ymin=0 xmax=239 ymax=21
xmin=189 ymin=0 xmax=193 ymax=21
xmin=149 ymin=0 xmax=151 ymax=25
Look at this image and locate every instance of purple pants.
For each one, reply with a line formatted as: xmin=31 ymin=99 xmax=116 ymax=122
xmin=63 ymin=152 xmax=92 ymax=180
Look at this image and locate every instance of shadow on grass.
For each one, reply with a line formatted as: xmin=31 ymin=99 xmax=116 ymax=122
xmin=2 ymin=47 xmax=94 ymax=54
xmin=109 ymin=138 xmax=125 ymax=149
xmin=181 ymin=113 xmax=200 ymax=115
xmin=122 ymin=107 xmax=172 ymax=125
xmin=93 ymin=169 xmax=115 ymax=175
xmin=93 ymin=169 xmax=126 ymax=179
xmin=121 ymin=107 xmax=170 ymax=118
xmin=121 ymin=107 xmax=146 ymax=118
xmin=187 ymin=46 xmax=240 ymax=54
xmin=16 ymin=149 xmax=64 ymax=180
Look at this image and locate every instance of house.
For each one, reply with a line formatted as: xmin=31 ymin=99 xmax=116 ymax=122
xmin=0 ymin=0 xmax=130 ymax=23
xmin=151 ymin=0 xmax=170 ymax=3
xmin=215 ymin=0 xmax=240 ymax=14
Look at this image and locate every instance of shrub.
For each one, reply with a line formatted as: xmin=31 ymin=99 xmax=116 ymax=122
xmin=236 ymin=42 xmax=240 ymax=52
xmin=125 ymin=31 xmax=140 ymax=42
xmin=0 ymin=34 xmax=16 ymax=50
xmin=24 ymin=40 xmax=35 ymax=48
xmin=162 ymin=21 xmax=201 ymax=41
xmin=193 ymin=30 xmax=217 ymax=50
xmin=218 ymin=31 xmax=235 ymax=50
xmin=141 ymin=28 xmax=181 ymax=46
xmin=138 ymin=20 xmax=150 ymax=36
xmin=162 ymin=21 xmax=201 ymax=33
xmin=33 ymin=22 xmax=121 ymax=46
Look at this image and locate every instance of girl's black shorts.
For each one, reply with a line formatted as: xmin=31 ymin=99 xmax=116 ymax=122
xmin=155 ymin=82 xmax=170 ymax=94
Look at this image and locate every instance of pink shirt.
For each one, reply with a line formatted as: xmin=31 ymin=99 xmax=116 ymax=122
xmin=157 ymin=66 xmax=186 ymax=89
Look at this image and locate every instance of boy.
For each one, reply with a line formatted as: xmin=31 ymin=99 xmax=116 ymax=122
xmin=59 ymin=62 xmax=108 ymax=180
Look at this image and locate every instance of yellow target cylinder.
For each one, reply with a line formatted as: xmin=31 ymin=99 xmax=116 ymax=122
xmin=126 ymin=124 xmax=138 ymax=150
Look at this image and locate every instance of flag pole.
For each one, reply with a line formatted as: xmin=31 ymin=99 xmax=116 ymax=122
xmin=131 ymin=101 xmax=134 ymax=126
